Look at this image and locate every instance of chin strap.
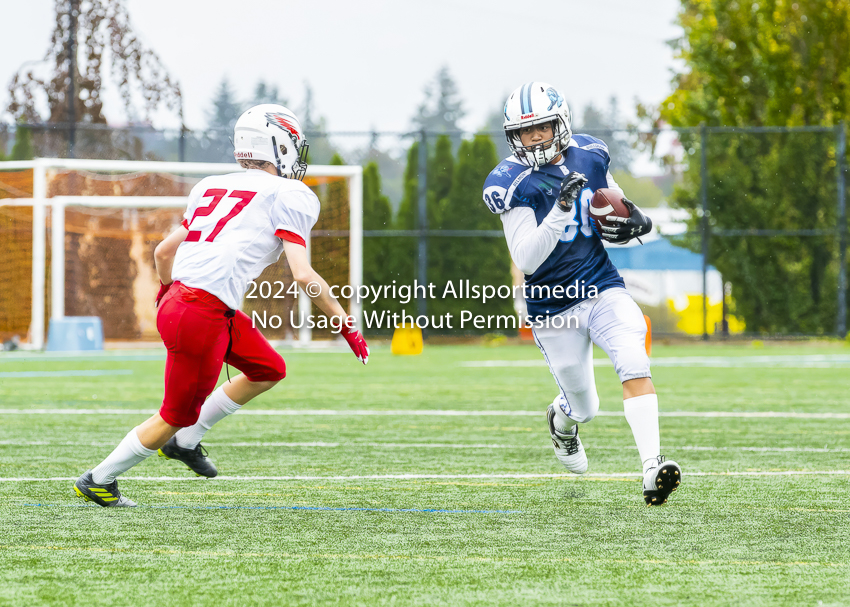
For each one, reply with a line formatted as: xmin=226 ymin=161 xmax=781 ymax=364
xmin=271 ymin=136 xmax=283 ymax=177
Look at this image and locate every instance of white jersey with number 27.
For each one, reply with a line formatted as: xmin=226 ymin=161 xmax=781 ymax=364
xmin=171 ymin=169 xmax=320 ymax=310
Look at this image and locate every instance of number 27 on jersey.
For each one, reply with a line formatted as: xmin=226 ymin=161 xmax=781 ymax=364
xmin=185 ymin=189 xmax=257 ymax=243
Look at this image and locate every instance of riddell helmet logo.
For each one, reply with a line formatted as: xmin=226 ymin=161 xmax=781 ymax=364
xmin=520 ymin=113 xmax=535 ymax=119
xmin=235 ymin=152 xmax=253 ymax=159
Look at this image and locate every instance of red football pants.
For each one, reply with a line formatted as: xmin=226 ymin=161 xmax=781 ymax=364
xmin=156 ymin=282 xmax=286 ymax=427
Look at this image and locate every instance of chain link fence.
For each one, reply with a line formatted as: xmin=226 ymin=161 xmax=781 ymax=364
xmin=1 ymin=122 xmax=847 ymax=339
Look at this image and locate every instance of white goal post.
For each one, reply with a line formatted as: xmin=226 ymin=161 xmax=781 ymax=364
xmin=0 ymin=157 xmax=363 ymax=350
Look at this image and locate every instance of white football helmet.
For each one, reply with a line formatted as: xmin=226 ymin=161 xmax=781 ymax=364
xmin=503 ymin=82 xmax=572 ymax=168
xmin=233 ymin=104 xmax=309 ymax=180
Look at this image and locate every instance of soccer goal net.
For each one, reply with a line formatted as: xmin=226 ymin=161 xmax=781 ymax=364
xmin=0 ymin=158 xmax=362 ymax=349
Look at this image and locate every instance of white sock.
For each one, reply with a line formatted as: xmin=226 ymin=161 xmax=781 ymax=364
xmin=623 ymin=393 xmax=661 ymax=473
xmin=91 ymin=428 xmax=156 ymax=484
xmin=551 ymin=395 xmax=577 ymax=435
xmin=174 ymin=385 xmax=241 ymax=449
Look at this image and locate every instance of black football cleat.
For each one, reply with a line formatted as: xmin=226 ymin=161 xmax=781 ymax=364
xmin=643 ymin=456 xmax=682 ymax=506
xmin=73 ymin=470 xmax=137 ymax=507
xmin=158 ymin=438 xmax=218 ymax=478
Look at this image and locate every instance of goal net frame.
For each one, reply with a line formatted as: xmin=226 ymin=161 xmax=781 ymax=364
xmin=0 ymin=157 xmax=363 ymax=350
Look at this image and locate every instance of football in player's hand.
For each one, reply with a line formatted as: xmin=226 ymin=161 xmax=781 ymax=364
xmin=589 ymin=188 xmax=630 ymax=235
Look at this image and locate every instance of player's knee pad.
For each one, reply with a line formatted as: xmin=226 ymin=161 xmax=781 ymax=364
xmin=591 ymin=291 xmax=652 ymax=382
xmin=610 ymin=333 xmax=651 ymax=382
xmin=244 ymin=353 xmax=286 ymax=383
xmin=159 ymin=394 xmax=205 ymax=428
xmin=559 ymin=389 xmax=599 ymax=424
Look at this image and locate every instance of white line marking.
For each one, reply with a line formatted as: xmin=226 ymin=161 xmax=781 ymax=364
xmin=2 ymin=471 xmax=849 ymax=482
xmin=463 ymin=354 xmax=850 ymax=368
xmin=0 ymin=370 xmax=133 ymax=378
xmin=0 ymin=408 xmax=848 ymax=419
xmin=1 ymin=440 xmax=848 ymax=453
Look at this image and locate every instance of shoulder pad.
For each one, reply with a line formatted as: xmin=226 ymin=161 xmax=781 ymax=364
xmin=572 ymin=134 xmax=610 ymax=155
xmin=482 ymin=159 xmax=533 ymax=214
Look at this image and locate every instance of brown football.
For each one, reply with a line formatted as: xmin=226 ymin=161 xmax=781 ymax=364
xmin=589 ymin=188 xmax=630 ymax=235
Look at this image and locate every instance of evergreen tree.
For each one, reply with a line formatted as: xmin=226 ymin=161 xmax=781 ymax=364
xmin=430 ymin=134 xmax=514 ymax=326
xmin=300 ymin=82 xmax=337 ymax=165
xmin=364 ymin=162 xmax=392 ymax=231
xmin=395 ymin=141 xmax=420 ymax=231
xmin=362 ymin=130 xmax=404 ymax=210
xmin=204 ymin=77 xmax=242 ymax=162
xmin=390 ymin=141 xmax=421 ymax=313
xmin=307 ymin=153 xmax=350 ymax=329
xmin=412 ymin=66 xmax=466 ymax=148
xmin=10 ymin=124 xmax=34 ymax=160
xmin=251 ymin=81 xmax=288 ymax=107
xmin=573 ymin=97 xmax=633 ymax=172
xmin=393 ymin=135 xmax=455 ymax=313
xmin=361 ymin=161 xmax=399 ymax=318
xmin=206 ymin=77 xmax=242 ymax=132
xmin=483 ymin=106 xmax=512 ymax=161
xmin=428 ymin=134 xmax=454 ymax=222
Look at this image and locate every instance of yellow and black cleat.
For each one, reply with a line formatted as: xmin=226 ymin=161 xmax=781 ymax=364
xmin=73 ymin=470 xmax=137 ymax=507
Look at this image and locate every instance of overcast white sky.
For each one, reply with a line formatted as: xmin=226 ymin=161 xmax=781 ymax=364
xmin=1 ymin=0 xmax=683 ymax=133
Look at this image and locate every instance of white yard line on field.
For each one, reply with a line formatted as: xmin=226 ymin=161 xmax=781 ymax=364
xmin=463 ymin=355 xmax=850 ymax=368
xmin=1 ymin=471 xmax=849 ymax=482
xmin=0 ymin=370 xmax=133 ymax=378
xmin=0 ymin=440 xmax=848 ymax=453
xmin=1 ymin=408 xmax=849 ymax=419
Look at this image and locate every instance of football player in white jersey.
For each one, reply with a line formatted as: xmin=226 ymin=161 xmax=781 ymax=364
xmin=73 ymin=104 xmax=369 ymax=507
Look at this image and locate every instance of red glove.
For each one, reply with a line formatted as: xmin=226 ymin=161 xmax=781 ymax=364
xmin=341 ymin=317 xmax=369 ymax=365
xmin=156 ymin=281 xmax=173 ymax=308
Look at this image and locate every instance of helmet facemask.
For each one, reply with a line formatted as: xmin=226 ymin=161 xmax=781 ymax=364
xmin=271 ymin=135 xmax=309 ymax=181
xmin=506 ymin=115 xmax=571 ymax=169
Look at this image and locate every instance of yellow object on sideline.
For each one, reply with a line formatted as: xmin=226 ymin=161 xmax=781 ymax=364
xmin=391 ymin=324 xmax=423 ymax=355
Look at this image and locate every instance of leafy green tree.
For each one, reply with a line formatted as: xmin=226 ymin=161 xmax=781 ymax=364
xmin=7 ymin=0 xmax=182 ymax=125
xmin=655 ymin=0 xmax=850 ymax=334
xmin=7 ymin=0 xmax=182 ymax=159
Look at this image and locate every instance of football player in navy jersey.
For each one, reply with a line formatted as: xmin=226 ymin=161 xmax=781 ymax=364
xmin=483 ymin=82 xmax=681 ymax=506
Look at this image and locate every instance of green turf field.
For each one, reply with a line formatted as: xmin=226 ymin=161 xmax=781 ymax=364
xmin=1 ymin=342 xmax=848 ymax=606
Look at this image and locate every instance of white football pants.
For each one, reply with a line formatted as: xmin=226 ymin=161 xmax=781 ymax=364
xmin=532 ymin=287 xmax=650 ymax=423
